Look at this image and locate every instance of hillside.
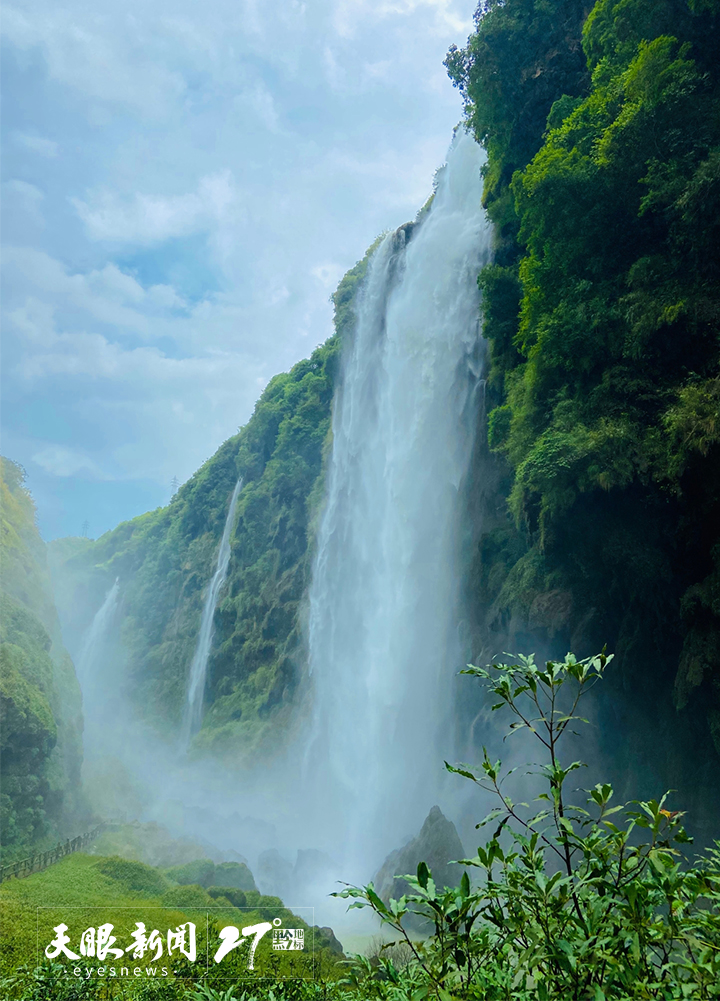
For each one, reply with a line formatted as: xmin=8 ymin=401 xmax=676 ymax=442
xmin=0 ymin=850 xmax=343 ymax=996
xmin=0 ymin=458 xmax=85 ymax=859
xmin=447 ymin=0 xmax=720 ymax=834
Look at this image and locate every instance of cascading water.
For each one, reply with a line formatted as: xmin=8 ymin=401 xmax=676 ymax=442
xmin=77 ymin=578 xmax=120 ymax=685
xmin=182 ymin=479 xmax=243 ymax=743
xmin=303 ymin=129 xmax=491 ymax=874
xmin=76 ymin=578 xmax=120 ymax=752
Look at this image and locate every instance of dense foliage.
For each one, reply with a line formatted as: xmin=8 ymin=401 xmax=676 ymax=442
xmin=341 ymin=651 xmax=720 ymax=998
xmin=447 ymin=0 xmax=720 ymax=829
xmin=49 ymin=251 xmax=373 ymax=757
xmin=0 ymin=458 xmax=84 ymax=858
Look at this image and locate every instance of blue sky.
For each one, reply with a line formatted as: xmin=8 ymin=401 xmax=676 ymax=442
xmin=2 ymin=0 xmax=475 ymax=540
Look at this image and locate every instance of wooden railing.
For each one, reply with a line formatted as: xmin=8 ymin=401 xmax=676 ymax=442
xmin=0 ymin=823 xmax=106 ymax=883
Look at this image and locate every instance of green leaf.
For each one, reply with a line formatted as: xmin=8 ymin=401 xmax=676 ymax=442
xmin=417 ymin=860 xmax=429 ymax=889
xmin=445 ymin=761 xmax=478 ymax=781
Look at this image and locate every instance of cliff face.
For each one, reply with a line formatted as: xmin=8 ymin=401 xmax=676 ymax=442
xmin=0 ymin=458 xmax=84 ymax=857
xmin=48 ymin=251 xmax=373 ymax=760
xmin=448 ymin=0 xmax=720 ymax=834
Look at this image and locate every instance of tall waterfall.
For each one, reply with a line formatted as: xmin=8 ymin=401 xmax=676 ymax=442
xmin=76 ymin=578 xmax=120 ymax=752
xmin=303 ymin=130 xmax=491 ymax=871
xmin=183 ymin=479 xmax=243 ymax=743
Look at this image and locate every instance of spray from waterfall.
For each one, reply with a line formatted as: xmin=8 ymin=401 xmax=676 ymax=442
xmin=303 ymin=129 xmax=491 ymax=875
xmin=182 ymin=479 xmax=243 ymax=744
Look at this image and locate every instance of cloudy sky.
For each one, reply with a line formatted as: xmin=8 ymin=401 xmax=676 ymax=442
xmin=2 ymin=0 xmax=475 ymax=540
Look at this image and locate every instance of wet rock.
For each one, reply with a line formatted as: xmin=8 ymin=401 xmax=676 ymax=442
xmin=374 ymin=805 xmax=464 ymax=902
xmin=528 ymin=589 xmax=573 ymax=636
xmin=315 ymin=925 xmax=344 ymax=955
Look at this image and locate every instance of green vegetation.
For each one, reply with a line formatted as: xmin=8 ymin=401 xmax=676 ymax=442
xmin=49 ymin=250 xmax=374 ymax=759
xmin=342 ymin=651 xmax=720 ymax=998
xmin=4 ymin=654 xmax=719 ymax=1001
xmin=0 ymin=458 xmax=84 ymax=859
xmin=446 ymin=0 xmax=720 ymax=826
xmin=7 ymin=2 xmax=720 ymax=993
xmin=88 ymin=822 xmax=228 ymax=871
xmin=0 ymin=852 xmax=344 ymax=999
xmin=164 ymin=861 xmax=256 ymax=892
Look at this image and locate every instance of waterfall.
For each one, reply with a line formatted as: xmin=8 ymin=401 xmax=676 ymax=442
xmin=76 ymin=578 xmax=120 ymax=749
xmin=77 ymin=577 xmax=120 ymax=687
xmin=183 ymin=479 xmax=243 ymax=743
xmin=303 ymin=129 xmax=491 ymax=872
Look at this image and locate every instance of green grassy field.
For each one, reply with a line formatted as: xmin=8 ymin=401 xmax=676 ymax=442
xmin=0 ymin=853 xmax=345 ymax=1000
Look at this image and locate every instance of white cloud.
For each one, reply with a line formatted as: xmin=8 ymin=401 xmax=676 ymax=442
xmin=332 ymin=0 xmax=470 ymax=39
xmin=325 ymin=140 xmax=445 ymax=211
xmin=33 ymin=444 xmax=102 ymax=477
xmin=13 ymin=132 xmax=59 ymax=157
xmin=238 ymin=83 xmax=282 ymax=132
xmin=6 ymin=297 xmax=57 ymax=348
xmin=2 ymin=5 xmax=186 ymax=114
xmin=3 ymin=180 xmax=46 ymax=229
xmin=312 ymin=263 xmax=344 ymax=289
xmin=72 ymin=171 xmax=237 ymax=245
xmin=1 ymin=0 xmax=474 ymax=535
xmin=3 ymin=249 xmax=187 ymax=339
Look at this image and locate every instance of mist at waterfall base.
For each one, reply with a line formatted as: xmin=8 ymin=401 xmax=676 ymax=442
xmin=71 ymin=130 xmax=498 ymax=935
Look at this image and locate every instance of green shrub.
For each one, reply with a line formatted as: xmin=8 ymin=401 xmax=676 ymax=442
xmin=340 ymin=651 xmax=720 ymax=998
xmin=161 ymin=883 xmax=212 ymax=908
xmin=206 ymin=886 xmax=246 ymax=908
xmin=213 ymin=861 xmax=256 ymax=891
xmin=165 ymin=859 xmax=216 ymax=888
xmin=92 ymin=856 xmax=169 ymax=895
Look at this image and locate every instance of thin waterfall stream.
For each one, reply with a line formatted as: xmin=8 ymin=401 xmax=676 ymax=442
xmin=77 ymin=578 xmax=119 ymax=687
xmin=302 ymin=129 xmax=492 ymax=874
xmin=183 ymin=479 xmax=243 ymax=744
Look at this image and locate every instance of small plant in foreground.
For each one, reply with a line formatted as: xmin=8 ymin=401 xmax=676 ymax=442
xmin=336 ymin=652 xmax=720 ymax=1000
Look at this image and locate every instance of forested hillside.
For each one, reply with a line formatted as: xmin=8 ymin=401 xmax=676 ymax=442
xmin=0 ymin=459 xmax=84 ymax=858
xmin=48 ymin=251 xmax=373 ymax=759
xmin=447 ymin=0 xmax=720 ymax=827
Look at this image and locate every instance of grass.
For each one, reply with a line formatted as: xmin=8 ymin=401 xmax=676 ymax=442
xmin=0 ymin=853 xmax=345 ymax=1000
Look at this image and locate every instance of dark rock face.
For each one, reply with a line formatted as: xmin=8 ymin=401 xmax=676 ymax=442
xmin=528 ymin=589 xmax=573 ymax=636
xmin=316 ymin=925 xmax=344 ymax=955
xmin=374 ymin=805 xmax=465 ymax=901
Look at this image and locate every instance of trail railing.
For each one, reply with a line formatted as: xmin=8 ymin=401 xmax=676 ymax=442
xmin=0 ymin=823 xmax=106 ymax=883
